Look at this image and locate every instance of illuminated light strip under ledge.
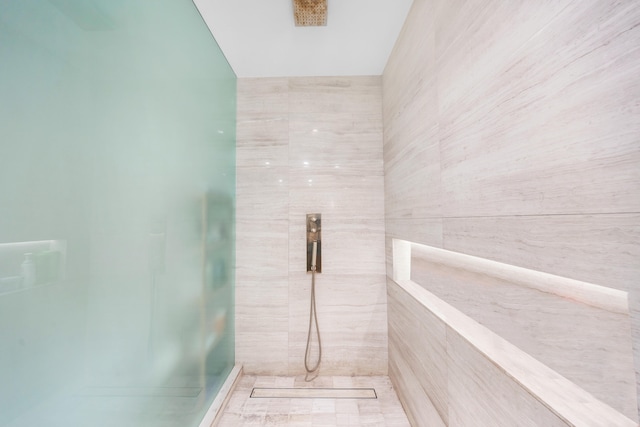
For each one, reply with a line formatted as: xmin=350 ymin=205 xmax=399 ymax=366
xmin=390 ymin=279 xmax=637 ymax=427
xmin=392 ymin=239 xmax=629 ymax=314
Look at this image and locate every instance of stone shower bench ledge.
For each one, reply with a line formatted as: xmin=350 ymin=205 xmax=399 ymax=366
xmin=391 ymin=239 xmax=636 ymax=427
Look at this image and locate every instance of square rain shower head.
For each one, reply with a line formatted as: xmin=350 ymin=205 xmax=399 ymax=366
xmin=293 ymin=0 xmax=327 ymax=27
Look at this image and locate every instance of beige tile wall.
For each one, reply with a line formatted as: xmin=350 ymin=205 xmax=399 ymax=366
xmin=411 ymin=256 xmax=636 ymax=418
xmin=236 ymin=76 xmax=387 ymax=376
xmin=383 ymin=0 xmax=640 ymax=418
xmin=387 ymin=278 xmax=638 ymax=427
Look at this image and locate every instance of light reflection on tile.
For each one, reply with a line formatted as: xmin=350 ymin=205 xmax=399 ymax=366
xmin=388 ymin=278 xmax=637 ymax=427
xmin=411 ymin=256 xmax=637 ymax=418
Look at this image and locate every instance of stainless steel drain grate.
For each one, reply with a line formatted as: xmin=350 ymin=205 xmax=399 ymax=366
xmin=250 ymin=387 xmax=376 ymax=399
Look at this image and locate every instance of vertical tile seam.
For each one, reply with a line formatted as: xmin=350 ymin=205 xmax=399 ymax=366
xmin=286 ymin=76 xmax=292 ymax=374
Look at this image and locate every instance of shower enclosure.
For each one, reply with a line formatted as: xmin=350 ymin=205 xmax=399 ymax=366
xmin=0 ymin=0 xmax=236 ymax=426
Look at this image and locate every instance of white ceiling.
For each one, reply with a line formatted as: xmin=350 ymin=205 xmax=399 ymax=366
xmin=193 ymin=0 xmax=414 ymax=78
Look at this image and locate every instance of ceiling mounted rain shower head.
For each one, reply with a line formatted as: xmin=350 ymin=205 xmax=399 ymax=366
xmin=293 ymin=0 xmax=327 ymax=27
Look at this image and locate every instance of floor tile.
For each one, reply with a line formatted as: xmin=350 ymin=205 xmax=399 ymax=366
xmin=217 ymin=375 xmax=411 ymax=426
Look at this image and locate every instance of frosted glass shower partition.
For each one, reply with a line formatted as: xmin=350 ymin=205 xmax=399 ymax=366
xmin=0 ymin=1 xmax=236 ymax=426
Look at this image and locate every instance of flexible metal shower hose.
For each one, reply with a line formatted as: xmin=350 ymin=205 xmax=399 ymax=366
xmin=304 ymin=267 xmax=322 ymax=381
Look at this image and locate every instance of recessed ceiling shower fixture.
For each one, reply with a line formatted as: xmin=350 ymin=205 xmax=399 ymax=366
xmin=293 ymin=0 xmax=327 ymax=27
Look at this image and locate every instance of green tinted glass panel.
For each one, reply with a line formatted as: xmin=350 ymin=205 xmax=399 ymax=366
xmin=0 ymin=0 xmax=236 ymax=426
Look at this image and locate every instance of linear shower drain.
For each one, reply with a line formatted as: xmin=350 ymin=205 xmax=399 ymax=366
xmin=250 ymin=387 xmax=377 ymax=399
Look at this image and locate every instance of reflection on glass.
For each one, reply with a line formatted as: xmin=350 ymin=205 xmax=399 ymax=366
xmin=0 ymin=0 xmax=236 ymax=426
xmin=0 ymin=241 xmax=67 ymax=294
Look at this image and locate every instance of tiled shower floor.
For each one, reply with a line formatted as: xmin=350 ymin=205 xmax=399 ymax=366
xmin=216 ymin=375 xmax=411 ymax=426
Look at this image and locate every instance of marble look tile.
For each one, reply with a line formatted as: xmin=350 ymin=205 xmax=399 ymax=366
xmin=236 ymin=76 xmax=387 ymax=377
xmin=439 ymin=130 xmax=640 ymax=217
xmin=388 ymin=341 xmax=446 ymax=427
xmin=435 ymin=1 xmax=570 ymax=113
xmin=383 ymin=138 xmax=442 ymax=220
xmin=289 ymin=113 xmax=383 ymax=176
xmin=393 ymin=278 xmax=638 ymax=427
xmin=288 ymin=273 xmax=387 ymax=376
xmin=444 ymin=214 xmax=640 ymax=404
xmin=215 ymin=413 xmax=243 ymax=427
xmin=387 ymin=278 xmax=448 ymax=424
xmin=373 ymin=376 xmax=412 ymax=427
xmin=411 ymin=256 xmax=637 ymax=419
xmin=288 ymin=173 xmax=384 ymax=219
xmin=236 ymin=219 xmax=289 ymax=277
xmin=219 ymin=375 xmax=410 ymax=426
xmin=288 ymin=273 xmax=387 ymax=334
xmin=236 ymin=117 xmax=288 ymax=168
xmin=383 ymin=93 xmax=441 ymax=221
xmin=382 ymin=0 xmax=440 ymax=223
xmin=288 ymin=76 xmax=382 ymax=115
xmin=383 ymin=0 xmax=435 ymax=127
xmin=237 ymin=78 xmax=289 ymax=116
xmin=384 ymin=0 xmax=640 ymax=414
xmin=287 ymin=335 xmax=388 ymax=377
xmin=630 ymin=292 xmax=640 ymax=414
xmin=438 ymin=1 xmax=640 ymax=217
xmin=443 ymin=214 xmax=640 ymax=294
xmin=236 ymin=277 xmax=288 ymax=334
xmin=236 ymin=166 xmax=289 ymax=221
xmin=288 ymin=217 xmax=386 ymax=276
xmin=236 ymin=332 xmax=289 ymax=375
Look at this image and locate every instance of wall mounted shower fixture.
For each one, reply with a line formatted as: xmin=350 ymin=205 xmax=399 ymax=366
xmin=305 ymin=213 xmax=322 ymax=380
xmin=306 ymin=213 xmax=321 ymax=273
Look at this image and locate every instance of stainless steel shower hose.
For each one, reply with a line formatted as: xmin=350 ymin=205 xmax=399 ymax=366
xmin=304 ymin=265 xmax=322 ymax=381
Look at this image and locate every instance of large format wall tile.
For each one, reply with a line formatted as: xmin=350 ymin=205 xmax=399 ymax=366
xmin=438 ymin=1 xmax=640 ymax=217
xmin=237 ymin=76 xmax=386 ymax=375
xmin=389 ymin=339 xmax=446 ymax=427
xmin=435 ymin=1 xmax=570 ymax=114
xmin=383 ymin=0 xmax=441 ymax=223
xmin=388 ymin=277 xmax=637 ymax=427
xmin=289 ymin=113 xmax=383 ymax=176
xmin=383 ymin=0 xmax=435 ymax=125
xmin=288 ymin=173 xmax=385 ymax=219
xmin=411 ymin=256 xmax=637 ymax=419
xmin=388 ymin=279 xmax=448 ymax=424
xmin=443 ymin=214 xmax=640 ymax=294
xmin=383 ymin=0 xmax=640 ymax=416
xmin=288 ymin=273 xmax=387 ymax=376
xmin=235 ymin=331 xmax=289 ymax=375
xmin=289 ymin=76 xmax=382 ymax=115
xmin=446 ymin=328 xmax=569 ymax=427
xmin=289 ymin=218 xmax=386 ymax=276
xmin=235 ymin=275 xmax=289 ymax=374
xmin=236 ymin=117 xmax=289 ymax=168
xmin=236 ymin=166 xmax=289 ymax=221
xmin=237 ymin=78 xmax=288 ymax=116
xmin=236 ymin=219 xmax=289 ymax=277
